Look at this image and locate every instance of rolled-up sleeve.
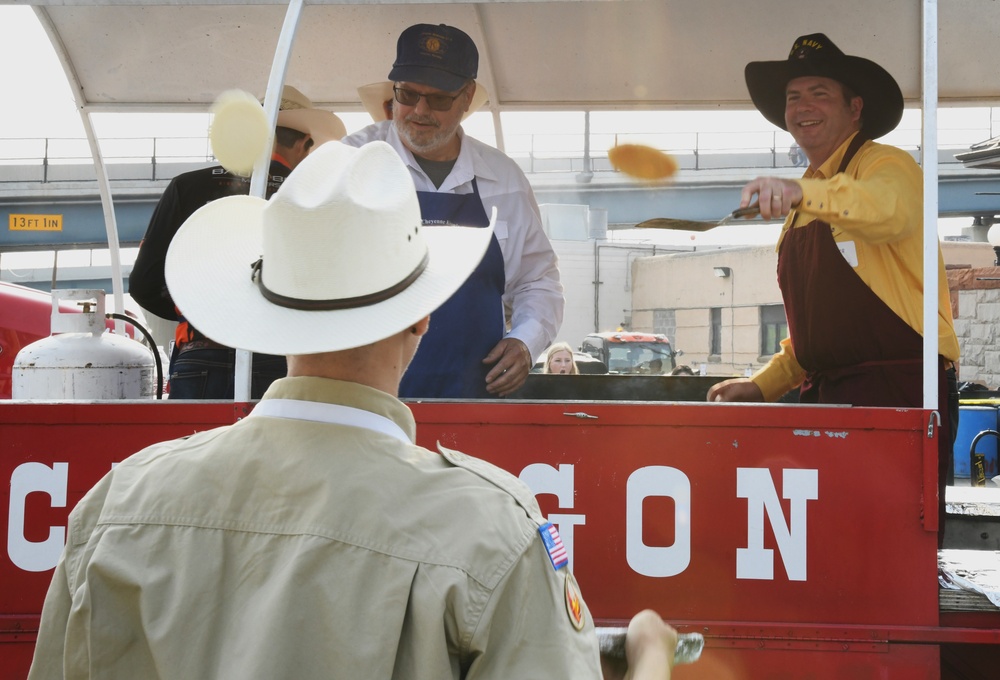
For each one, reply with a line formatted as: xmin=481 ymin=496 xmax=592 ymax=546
xmin=752 ymin=336 xmax=806 ymax=402
xmin=484 ymin=177 xmax=564 ymax=360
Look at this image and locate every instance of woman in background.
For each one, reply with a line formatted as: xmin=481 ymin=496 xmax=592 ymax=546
xmin=544 ymin=342 xmax=579 ymax=375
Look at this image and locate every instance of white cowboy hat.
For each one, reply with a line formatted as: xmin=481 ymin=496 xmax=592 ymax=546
xmin=357 ymin=80 xmax=489 ymax=122
xmin=164 ymin=141 xmax=494 ymax=356
xmin=210 ymin=85 xmax=347 ymax=176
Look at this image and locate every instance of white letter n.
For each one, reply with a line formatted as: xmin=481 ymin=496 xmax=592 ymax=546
xmin=736 ymin=468 xmax=818 ymax=581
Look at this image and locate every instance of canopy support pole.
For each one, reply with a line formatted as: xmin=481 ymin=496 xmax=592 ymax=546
xmin=921 ymin=0 xmax=940 ymax=412
xmin=234 ymin=0 xmax=305 ymax=402
xmin=33 ymin=6 xmax=126 ymax=335
xmin=472 ymin=3 xmax=504 ymax=153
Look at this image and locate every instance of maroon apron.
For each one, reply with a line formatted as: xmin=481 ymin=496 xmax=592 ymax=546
xmin=777 ymin=134 xmax=952 ymax=536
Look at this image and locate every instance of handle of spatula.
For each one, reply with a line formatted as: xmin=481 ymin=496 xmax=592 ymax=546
xmin=596 ymin=628 xmax=704 ymax=665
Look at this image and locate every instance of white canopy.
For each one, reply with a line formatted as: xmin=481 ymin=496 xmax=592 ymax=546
xmin=28 ymin=0 xmax=1000 ymax=119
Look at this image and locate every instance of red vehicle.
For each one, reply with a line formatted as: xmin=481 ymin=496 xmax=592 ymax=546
xmin=0 ymin=282 xmax=52 ymax=399
xmin=579 ymin=331 xmax=680 ymax=374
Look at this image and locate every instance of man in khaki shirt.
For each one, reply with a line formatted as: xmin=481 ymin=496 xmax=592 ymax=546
xmin=30 ymin=140 xmax=677 ymax=679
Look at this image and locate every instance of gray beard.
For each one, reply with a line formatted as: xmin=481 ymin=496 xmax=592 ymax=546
xmin=393 ymin=116 xmax=459 ymax=156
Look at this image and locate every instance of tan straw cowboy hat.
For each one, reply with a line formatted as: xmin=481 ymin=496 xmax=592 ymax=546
xmin=276 ymin=85 xmax=347 ymax=145
xmin=210 ymin=85 xmax=347 ymax=176
xmin=165 ymin=141 xmax=494 ymax=356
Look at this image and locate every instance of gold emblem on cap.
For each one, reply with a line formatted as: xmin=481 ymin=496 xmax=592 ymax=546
xmin=420 ymin=35 xmax=445 ymax=55
xmin=564 ymin=572 xmax=586 ymax=631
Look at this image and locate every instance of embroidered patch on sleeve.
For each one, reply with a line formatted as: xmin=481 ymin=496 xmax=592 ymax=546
xmin=564 ymin=571 xmax=586 ymax=631
xmin=538 ymin=521 xmax=569 ymax=570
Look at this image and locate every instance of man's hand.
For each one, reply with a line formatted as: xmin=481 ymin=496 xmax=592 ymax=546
xmin=483 ymin=338 xmax=532 ymax=397
xmin=600 ymin=610 xmax=678 ymax=680
xmin=741 ymin=177 xmax=803 ymax=220
xmin=706 ymin=378 xmax=765 ymax=403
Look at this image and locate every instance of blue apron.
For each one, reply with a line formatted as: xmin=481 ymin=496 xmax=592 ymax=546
xmin=400 ymin=178 xmax=505 ymax=398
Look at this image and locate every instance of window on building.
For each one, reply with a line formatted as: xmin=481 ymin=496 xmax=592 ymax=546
xmin=652 ymin=309 xmax=676 ymax=343
xmin=760 ymin=304 xmax=788 ymax=358
xmin=709 ymin=307 xmax=721 ymax=357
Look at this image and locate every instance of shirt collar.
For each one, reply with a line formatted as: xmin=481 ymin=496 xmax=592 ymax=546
xmin=806 ymin=132 xmax=862 ymax=180
xmin=385 ymin=123 xmax=497 ymax=189
xmin=258 ymin=376 xmax=417 ymax=443
xmin=271 ymin=151 xmax=292 ymax=169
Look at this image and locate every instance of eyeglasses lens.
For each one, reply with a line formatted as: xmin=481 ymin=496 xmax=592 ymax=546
xmin=393 ymin=87 xmax=462 ymax=111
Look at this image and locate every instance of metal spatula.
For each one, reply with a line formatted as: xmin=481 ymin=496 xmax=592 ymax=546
xmin=635 ymin=204 xmax=761 ymax=232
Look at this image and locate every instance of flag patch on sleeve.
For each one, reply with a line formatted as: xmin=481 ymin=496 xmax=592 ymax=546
xmin=538 ymin=522 xmax=569 ymax=570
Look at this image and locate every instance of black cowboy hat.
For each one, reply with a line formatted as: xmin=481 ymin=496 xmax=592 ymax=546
xmin=744 ymin=33 xmax=903 ymax=140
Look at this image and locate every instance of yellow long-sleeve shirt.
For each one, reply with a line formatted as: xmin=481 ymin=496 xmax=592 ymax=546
xmin=752 ymin=133 xmax=959 ymax=402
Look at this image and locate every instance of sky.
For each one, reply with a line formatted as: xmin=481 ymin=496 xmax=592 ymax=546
xmin=0 ymin=4 xmax=993 ymax=248
xmin=2 ymin=7 xmax=81 ymax=137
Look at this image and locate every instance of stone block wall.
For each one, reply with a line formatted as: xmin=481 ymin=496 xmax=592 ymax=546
xmin=949 ymin=266 xmax=1000 ymax=389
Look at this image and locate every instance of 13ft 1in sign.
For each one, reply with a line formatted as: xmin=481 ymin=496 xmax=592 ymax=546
xmin=9 ymin=214 xmax=63 ymax=231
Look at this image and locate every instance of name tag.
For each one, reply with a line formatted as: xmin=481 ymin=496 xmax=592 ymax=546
xmin=837 ymin=240 xmax=859 ymax=267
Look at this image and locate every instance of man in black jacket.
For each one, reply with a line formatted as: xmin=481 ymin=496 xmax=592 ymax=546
xmin=129 ymin=86 xmax=344 ymax=399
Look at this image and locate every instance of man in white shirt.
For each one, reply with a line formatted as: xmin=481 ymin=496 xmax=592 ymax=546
xmin=344 ymin=23 xmax=564 ymax=399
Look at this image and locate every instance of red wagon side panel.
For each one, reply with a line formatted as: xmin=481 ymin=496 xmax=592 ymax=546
xmin=1 ymin=400 xmax=997 ymax=678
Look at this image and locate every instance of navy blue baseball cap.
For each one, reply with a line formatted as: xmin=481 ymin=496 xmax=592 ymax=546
xmin=388 ymin=24 xmax=478 ymax=93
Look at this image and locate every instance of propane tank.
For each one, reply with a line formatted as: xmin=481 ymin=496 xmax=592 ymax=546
xmin=12 ymin=289 xmax=156 ymax=400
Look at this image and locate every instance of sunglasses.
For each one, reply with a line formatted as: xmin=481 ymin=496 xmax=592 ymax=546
xmin=392 ymin=85 xmax=467 ymax=112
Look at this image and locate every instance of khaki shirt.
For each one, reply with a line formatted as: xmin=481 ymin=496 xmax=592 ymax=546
xmin=30 ymin=377 xmax=601 ymax=679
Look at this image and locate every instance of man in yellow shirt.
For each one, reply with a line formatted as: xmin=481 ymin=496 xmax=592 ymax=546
xmin=708 ymin=33 xmax=959 ymax=538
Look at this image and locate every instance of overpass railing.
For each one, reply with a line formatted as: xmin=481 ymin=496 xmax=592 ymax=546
xmin=0 ymin=136 xmax=214 ymax=184
xmin=0 ymin=129 xmax=981 ymax=186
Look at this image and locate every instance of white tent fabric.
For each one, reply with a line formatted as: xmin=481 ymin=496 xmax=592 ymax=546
xmin=30 ymin=0 xmax=1000 ymax=116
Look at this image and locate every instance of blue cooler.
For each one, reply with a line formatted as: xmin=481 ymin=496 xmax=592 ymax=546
xmin=953 ymin=405 xmax=999 ymax=478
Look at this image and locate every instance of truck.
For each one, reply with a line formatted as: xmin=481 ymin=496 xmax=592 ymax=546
xmin=579 ymin=331 xmax=680 ymax=374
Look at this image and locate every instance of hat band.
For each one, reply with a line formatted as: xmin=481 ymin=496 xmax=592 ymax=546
xmin=250 ymin=253 xmax=428 ymax=311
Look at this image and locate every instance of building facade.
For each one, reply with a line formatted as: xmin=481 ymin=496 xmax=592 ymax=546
xmin=630 ymin=240 xmax=997 ymax=383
